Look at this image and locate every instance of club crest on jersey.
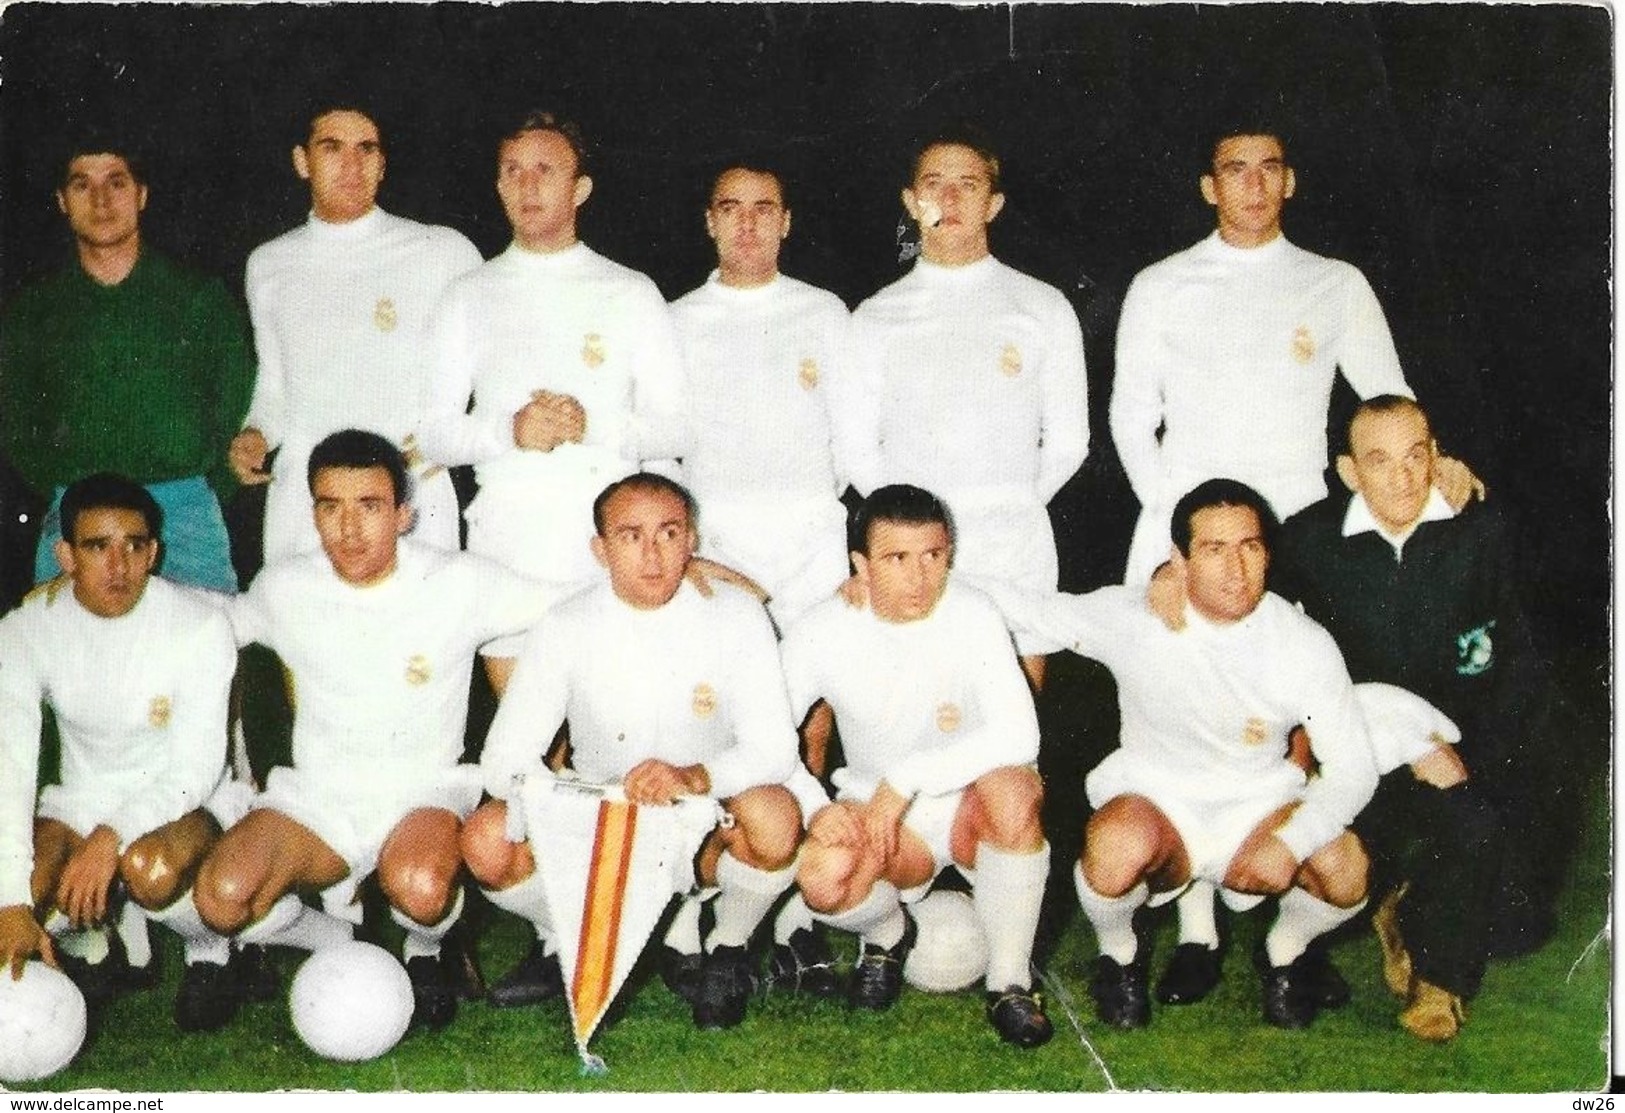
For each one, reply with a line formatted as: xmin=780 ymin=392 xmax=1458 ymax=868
xmin=582 ymin=333 xmax=607 ymax=368
xmin=999 ymin=344 xmax=1023 ymax=377
xmin=692 ymin=683 xmax=717 ymax=718
xmin=1241 ymin=717 xmax=1268 ymax=746
xmin=935 ymin=702 xmax=963 ymax=733
xmin=798 ymin=358 xmax=820 ymax=390
xmin=1291 ymin=326 xmax=1316 ymax=364
xmin=148 ymin=696 xmax=172 ymax=729
xmin=405 ymin=655 xmax=432 ymax=686
xmin=1455 ymin=621 xmax=1495 ymax=676
xmin=373 ymin=298 xmax=398 ymax=333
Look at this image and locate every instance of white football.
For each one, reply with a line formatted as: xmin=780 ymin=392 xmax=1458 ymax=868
xmin=289 ymin=941 xmax=413 ymax=1062
xmin=903 ymin=890 xmax=989 ymax=993
xmin=0 ymin=961 xmax=88 ymax=1083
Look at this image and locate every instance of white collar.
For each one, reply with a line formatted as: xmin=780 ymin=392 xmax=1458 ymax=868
xmin=1342 ymin=488 xmax=1456 ymax=556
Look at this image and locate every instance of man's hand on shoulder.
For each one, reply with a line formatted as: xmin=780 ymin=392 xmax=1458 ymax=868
xmin=1146 ymin=560 xmax=1186 ymax=631
xmin=838 ymin=575 xmax=868 ymax=611
xmin=1434 ymin=455 xmax=1487 ymax=511
xmin=228 ymin=428 xmax=272 ymax=485
xmin=0 ymin=904 xmax=53 ymax=980
xmin=687 ymin=558 xmax=768 ymax=603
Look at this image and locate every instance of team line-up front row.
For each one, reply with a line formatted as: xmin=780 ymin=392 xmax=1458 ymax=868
xmin=0 ymin=406 xmax=1548 ymax=1062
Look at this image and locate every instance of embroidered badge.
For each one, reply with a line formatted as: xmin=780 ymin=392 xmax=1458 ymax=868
xmin=148 ymin=696 xmax=172 ymax=729
xmin=692 ymin=683 xmax=717 ymax=718
xmin=405 ymin=655 xmax=432 ymax=686
xmin=935 ymin=702 xmax=963 ymax=733
xmin=373 ymin=298 xmax=398 ymax=333
xmin=1455 ymin=621 xmax=1495 ymax=676
xmin=582 ymin=333 xmax=607 ymax=368
xmin=1241 ymin=717 xmax=1268 ymax=746
xmin=1291 ymin=326 xmax=1316 ymax=364
xmin=798 ymin=358 xmax=820 ymax=391
xmin=999 ymin=343 xmax=1023 ymax=377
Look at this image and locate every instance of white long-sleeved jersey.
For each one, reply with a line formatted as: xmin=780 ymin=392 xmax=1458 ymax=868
xmin=482 ymin=580 xmax=798 ymax=804
xmin=780 ymin=582 xmax=1039 ymax=801
xmin=0 ymin=578 xmax=234 ymax=907
xmin=244 ymin=208 xmax=482 ymax=561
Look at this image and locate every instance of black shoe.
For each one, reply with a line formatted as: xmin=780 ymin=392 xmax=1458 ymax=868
xmin=1292 ymin=945 xmax=1350 ymax=1009
xmin=849 ymin=911 xmax=917 ymax=1011
xmin=233 ymin=944 xmax=280 ymax=1003
xmin=660 ymin=946 xmax=704 ymax=1005
xmin=766 ymin=926 xmax=842 ymax=999
xmin=692 ymin=945 xmax=755 ymax=1030
xmin=406 ymin=954 xmax=457 ymax=1031
xmin=487 ymin=940 xmax=564 ymax=1008
xmin=1255 ymin=947 xmax=1317 ymax=1030
xmin=57 ymin=947 xmax=123 ymax=1012
xmin=1089 ymin=954 xmax=1150 ymax=1029
xmin=174 ymin=960 xmax=241 ymax=1033
xmin=986 ymin=985 xmax=1054 ymax=1048
xmin=1155 ymin=942 xmax=1222 ymax=1006
xmin=442 ymin=916 xmax=488 ymax=1001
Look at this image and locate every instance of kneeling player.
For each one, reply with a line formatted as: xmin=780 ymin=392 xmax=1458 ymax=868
xmin=0 ymin=473 xmax=253 ymax=1030
xmin=193 ymin=431 xmax=570 ymax=1031
xmin=465 ymin=474 xmax=802 ymax=1030
xmin=787 ymin=485 xmax=1053 ymax=1049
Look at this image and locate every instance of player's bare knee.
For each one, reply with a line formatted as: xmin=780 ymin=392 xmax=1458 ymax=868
xmin=1302 ymin=832 xmax=1368 ymax=907
xmin=969 ymin=766 xmax=1044 ymax=849
xmin=796 ymin=845 xmax=855 ymax=914
xmin=193 ymin=863 xmax=254 ymax=934
xmin=727 ymin=790 xmax=802 ymax=870
xmin=1082 ymin=806 xmax=1159 ymax=895
xmin=459 ymin=803 xmax=515 ymax=885
xmin=383 ymin=860 xmax=457 ymax=926
xmin=119 ymin=839 xmax=182 ymax=910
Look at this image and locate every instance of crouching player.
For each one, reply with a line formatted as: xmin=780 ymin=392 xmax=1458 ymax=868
xmin=193 ymin=431 xmax=572 ymax=1031
xmin=0 ymin=473 xmax=255 ymax=1031
xmin=464 ymin=474 xmax=803 ymax=1030
xmin=787 ymin=484 xmax=1053 ymax=1048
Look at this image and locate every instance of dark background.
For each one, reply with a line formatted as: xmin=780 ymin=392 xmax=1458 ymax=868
xmin=0 ymin=2 xmax=1611 ymax=692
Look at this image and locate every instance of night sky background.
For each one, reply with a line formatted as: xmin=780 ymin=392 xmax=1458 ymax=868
xmin=0 ymin=3 xmax=1611 ymax=693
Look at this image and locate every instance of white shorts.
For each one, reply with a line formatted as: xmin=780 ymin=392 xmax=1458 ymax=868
xmin=38 ymin=770 xmax=248 ymax=845
xmin=253 ymin=763 xmax=483 ymax=921
xmin=1086 ymin=749 xmax=1305 ymax=886
xmin=831 ymin=782 xmax=964 ymax=901
xmin=940 ymin=490 xmax=1059 ymax=656
xmin=697 ymin=495 xmax=849 ymax=632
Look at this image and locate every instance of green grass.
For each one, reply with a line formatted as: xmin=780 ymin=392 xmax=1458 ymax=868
xmin=9 ymin=653 xmax=1611 ymax=1094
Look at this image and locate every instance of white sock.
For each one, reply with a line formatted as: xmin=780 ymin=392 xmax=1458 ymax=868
xmin=481 ymin=869 xmax=554 ymax=950
xmin=237 ymin=893 xmax=354 ymax=952
xmin=1264 ymin=888 xmax=1367 ymax=968
xmin=811 ymin=880 xmax=906 ymax=949
xmin=391 ymin=888 xmax=464 ymax=962
xmin=974 ymin=842 xmax=1049 ymax=991
xmin=707 ymin=854 xmax=796 ymax=952
xmin=147 ymin=891 xmax=231 ymax=967
xmin=55 ymin=923 xmax=111 ymax=964
xmin=1175 ymin=878 xmax=1220 ymax=949
xmin=662 ymin=892 xmax=704 ymax=955
xmin=117 ymin=900 xmax=154 ymax=968
xmin=773 ymin=892 xmax=816 ymax=946
xmin=1074 ymin=863 xmax=1146 ymax=965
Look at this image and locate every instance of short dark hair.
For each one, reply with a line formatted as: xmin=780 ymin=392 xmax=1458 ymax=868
xmin=1343 ymin=394 xmax=1430 ymax=455
xmin=851 ymin=484 xmax=955 ymax=555
xmin=499 ymin=110 xmax=590 ymax=177
xmin=708 ymin=162 xmax=789 ymax=209
xmin=1169 ymin=479 xmax=1277 ymax=558
xmin=1202 ymin=120 xmax=1291 ymax=172
xmin=307 ymin=430 xmax=409 ymax=506
xmin=59 ymin=473 xmax=162 ymax=543
xmin=59 ymin=134 xmax=147 ymax=189
xmin=299 ymin=101 xmax=384 ymax=149
xmin=908 ymin=122 xmax=1002 ymax=192
xmin=592 ymin=473 xmax=697 ymax=536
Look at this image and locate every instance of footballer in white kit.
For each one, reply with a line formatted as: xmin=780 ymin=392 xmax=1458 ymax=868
xmin=787 ymin=484 xmax=1054 ymax=1048
xmin=231 ymin=104 xmax=483 ymax=564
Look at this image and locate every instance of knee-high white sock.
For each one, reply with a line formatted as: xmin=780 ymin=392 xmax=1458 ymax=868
xmin=1073 ymin=862 xmax=1146 ymax=965
xmin=237 ymin=892 xmax=354 ymax=952
xmin=707 ymin=854 xmax=796 ymax=952
xmin=147 ymin=891 xmax=231 ymax=967
xmin=391 ymin=888 xmax=465 ymax=962
xmin=117 ymin=899 xmax=154 ymax=968
xmin=662 ymin=892 xmax=704 ymax=955
xmin=811 ymin=880 xmax=907 ymax=949
xmin=49 ymin=918 xmax=111 ymax=964
xmin=481 ymin=869 xmax=554 ymax=951
xmin=1175 ymin=878 xmax=1220 ymax=949
xmin=974 ymin=842 xmax=1049 ymax=991
xmin=1264 ymin=888 xmax=1367 ymax=968
xmin=772 ymin=892 xmax=816 ymax=946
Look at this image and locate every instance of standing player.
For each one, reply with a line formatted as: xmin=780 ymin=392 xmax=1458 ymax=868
xmin=194 ymin=431 xmax=572 ymax=1031
xmin=788 ymin=485 xmax=1054 ymax=1048
xmin=464 ymin=474 xmax=802 ymax=1031
xmin=229 ymin=102 xmax=482 ymax=563
xmin=419 ymin=111 xmax=686 ymax=695
xmin=0 ymin=474 xmax=250 ymax=1031
xmin=844 ymin=125 xmax=1089 ymax=690
xmin=0 ymin=135 xmax=255 ymax=594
